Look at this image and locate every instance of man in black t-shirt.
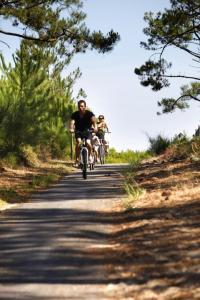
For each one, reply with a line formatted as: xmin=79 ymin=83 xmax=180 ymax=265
xmin=70 ymin=99 xmax=97 ymax=165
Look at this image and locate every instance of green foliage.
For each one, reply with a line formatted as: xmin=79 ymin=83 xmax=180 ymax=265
xmin=106 ymin=148 xmax=150 ymax=164
xmin=135 ymin=0 xmax=200 ymax=113
xmin=171 ymin=132 xmax=189 ymax=144
xmin=135 ymin=59 xmax=171 ymax=91
xmin=124 ymin=182 xmax=145 ymax=203
xmin=0 ymin=45 xmax=51 ymax=151
xmin=0 ymin=1 xmax=120 ymax=163
xmin=19 ymin=145 xmax=40 ymax=167
xmin=157 ymin=83 xmax=200 ymax=114
xmin=0 ymin=43 xmax=77 ymax=159
xmin=123 ymin=163 xmax=146 ymax=210
xmin=1 ymin=152 xmax=18 ymax=168
xmin=148 ymin=131 xmax=200 ymax=160
xmin=0 ymin=146 xmax=39 ymax=168
xmin=0 ymin=188 xmax=19 ymax=203
xmin=157 ymin=97 xmax=189 ymax=114
xmin=148 ymin=134 xmax=171 ymax=155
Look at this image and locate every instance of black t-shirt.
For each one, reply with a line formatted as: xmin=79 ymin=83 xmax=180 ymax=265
xmin=71 ymin=110 xmax=95 ymax=131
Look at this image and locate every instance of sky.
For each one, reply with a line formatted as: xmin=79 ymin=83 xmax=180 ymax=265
xmin=66 ymin=0 xmax=200 ymax=151
xmin=1 ymin=0 xmax=200 ymax=151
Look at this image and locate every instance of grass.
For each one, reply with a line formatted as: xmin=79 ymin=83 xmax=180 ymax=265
xmin=0 ymin=174 xmax=59 ymax=206
xmin=107 ymin=149 xmax=149 ymax=211
xmin=122 ymin=158 xmax=146 ymax=211
xmin=0 ymin=188 xmax=21 ymax=207
xmin=27 ymin=174 xmax=59 ymax=190
xmin=0 ymin=159 xmax=74 ymax=208
xmin=106 ymin=148 xmax=151 ymax=164
xmin=123 ymin=182 xmax=145 ymax=210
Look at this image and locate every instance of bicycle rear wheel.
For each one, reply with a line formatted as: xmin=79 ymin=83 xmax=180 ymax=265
xmin=82 ymin=148 xmax=88 ymax=179
xmin=99 ymin=144 xmax=105 ymax=165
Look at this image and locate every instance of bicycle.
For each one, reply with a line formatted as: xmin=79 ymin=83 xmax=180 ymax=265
xmin=97 ymin=131 xmax=111 ymax=165
xmin=98 ymin=138 xmax=106 ymax=165
xmin=76 ymin=130 xmax=95 ymax=179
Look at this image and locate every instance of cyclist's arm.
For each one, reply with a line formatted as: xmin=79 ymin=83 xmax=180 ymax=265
xmin=105 ymin=122 xmax=110 ymax=133
xmin=91 ymin=116 xmax=98 ymax=132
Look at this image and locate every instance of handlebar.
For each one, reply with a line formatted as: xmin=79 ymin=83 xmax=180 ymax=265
xmin=70 ymin=129 xmax=111 ymax=134
xmin=75 ymin=129 xmax=95 ymax=134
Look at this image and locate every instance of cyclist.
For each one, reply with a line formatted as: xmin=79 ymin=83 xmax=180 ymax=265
xmin=69 ymin=100 xmax=97 ymax=166
xmin=96 ymin=115 xmax=110 ymax=154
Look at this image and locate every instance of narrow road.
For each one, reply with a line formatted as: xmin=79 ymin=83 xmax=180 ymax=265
xmin=0 ymin=164 xmax=127 ymax=300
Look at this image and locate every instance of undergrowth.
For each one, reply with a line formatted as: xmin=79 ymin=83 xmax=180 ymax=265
xmin=106 ymin=148 xmax=151 ymax=164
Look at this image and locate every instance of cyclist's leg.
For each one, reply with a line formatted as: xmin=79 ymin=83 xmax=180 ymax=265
xmin=100 ymin=133 xmax=107 ymax=154
xmin=82 ymin=130 xmax=92 ymax=163
xmin=75 ymin=133 xmax=82 ymax=166
xmin=96 ymin=137 xmax=100 ymax=162
xmin=92 ymin=140 xmax=98 ymax=162
xmin=86 ymin=139 xmax=93 ymax=162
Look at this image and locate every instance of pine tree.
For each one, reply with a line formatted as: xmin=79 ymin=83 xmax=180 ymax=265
xmin=0 ymin=42 xmax=77 ymax=155
xmin=135 ymin=0 xmax=200 ymax=113
xmin=0 ymin=0 xmax=120 ymax=60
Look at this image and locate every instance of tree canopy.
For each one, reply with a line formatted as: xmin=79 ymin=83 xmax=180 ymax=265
xmin=135 ymin=0 xmax=200 ymax=113
xmin=0 ymin=0 xmax=120 ymax=60
xmin=0 ymin=42 xmax=80 ymax=156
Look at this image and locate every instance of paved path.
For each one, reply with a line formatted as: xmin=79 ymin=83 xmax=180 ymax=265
xmin=0 ymin=164 xmax=127 ymax=300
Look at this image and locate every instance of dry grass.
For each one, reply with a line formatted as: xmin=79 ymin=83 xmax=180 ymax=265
xmin=0 ymin=159 xmax=74 ymax=210
xmin=108 ymin=157 xmax=200 ymax=300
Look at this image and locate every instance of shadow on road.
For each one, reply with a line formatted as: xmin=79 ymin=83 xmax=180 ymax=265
xmin=27 ymin=164 xmax=127 ymax=202
xmin=0 ymin=200 xmax=200 ymax=287
xmin=0 ymin=163 xmax=200 ymax=300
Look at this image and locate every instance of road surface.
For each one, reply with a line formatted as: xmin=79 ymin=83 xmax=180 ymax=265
xmin=0 ymin=164 xmax=127 ymax=300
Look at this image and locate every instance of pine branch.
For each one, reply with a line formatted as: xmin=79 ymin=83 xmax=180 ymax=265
xmin=0 ymin=40 xmax=10 ymax=48
xmin=0 ymin=29 xmax=55 ymax=42
xmin=162 ymin=74 xmax=200 ymax=81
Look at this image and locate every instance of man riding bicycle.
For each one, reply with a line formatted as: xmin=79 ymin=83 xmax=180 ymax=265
xmin=69 ymin=100 xmax=97 ymax=166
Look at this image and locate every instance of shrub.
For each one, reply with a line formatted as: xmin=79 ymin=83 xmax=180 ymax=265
xmin=106 ymin=148 xmax=150 ymax=164
xmin=2 ymin=152 xmax=18 ymax=168
xmin=19 ymin=145 xmax=40 ymax=167
xmin=148 ymin=134 xmax=171 ymax=155
xmin=171 ymin=132 xmax=189 ymax=145
xmin=163 ymin=136 xmax=200 ymax=161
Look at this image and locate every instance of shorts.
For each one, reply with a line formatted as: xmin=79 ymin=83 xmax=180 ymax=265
xmin=75 ymin=130 xmax=92 ymax=140
xmin=96 ymin=131 xmax=105 ymax=140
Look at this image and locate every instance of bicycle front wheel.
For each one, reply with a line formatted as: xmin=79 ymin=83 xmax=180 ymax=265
xmin=82 ymin=148 xmax=88 ymax=179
